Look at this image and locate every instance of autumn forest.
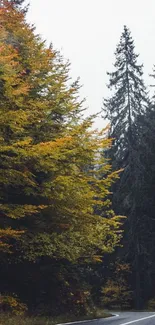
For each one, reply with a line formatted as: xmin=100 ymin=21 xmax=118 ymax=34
xmin=1 ymin=0 xmax=155 ymax=322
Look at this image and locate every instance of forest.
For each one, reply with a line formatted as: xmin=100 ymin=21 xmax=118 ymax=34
xmin=1 ymin=0 xmax=155 ymax=323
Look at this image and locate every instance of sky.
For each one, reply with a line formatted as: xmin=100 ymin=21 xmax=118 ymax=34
xmin=26 ymin=0 xmax=155 ymax=129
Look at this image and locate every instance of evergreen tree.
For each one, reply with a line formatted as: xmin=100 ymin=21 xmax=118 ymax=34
xmin=103 ymin=25 xmax=149 ymax=171
xmin=137 ymin=67 xmax=155 ymax=304
xmin=103 ymin=26 xmax=150 ymax=308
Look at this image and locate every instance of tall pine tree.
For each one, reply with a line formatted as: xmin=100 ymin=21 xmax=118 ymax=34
xmin=103 ymin=25 xmax=149 ymax=171
xmin=103 ymin=26 xmax=150 ymax=308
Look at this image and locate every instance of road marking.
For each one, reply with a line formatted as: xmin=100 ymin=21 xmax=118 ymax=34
xmin=113 ymin=314 xmax=119 ymax=317
xmin=120 ymin=313 xmax=155 ymax=325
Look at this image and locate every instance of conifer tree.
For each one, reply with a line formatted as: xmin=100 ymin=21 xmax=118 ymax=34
xmin=103 ymin=25 xmax=149 ymax=171
xmin=103 ymin=26 xmax=150 ymax=308
xmin=137 ymin=67 xmax=155 ymax=303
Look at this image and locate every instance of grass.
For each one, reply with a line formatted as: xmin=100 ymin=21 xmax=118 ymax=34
xmin=0 ymin=309 xmax=112 ymax=325
xmin=0 ymin=314 xmax=54 ymax=325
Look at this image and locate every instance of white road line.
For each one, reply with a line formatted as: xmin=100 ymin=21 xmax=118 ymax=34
xmin=113 ymin=314 xmax=119 ymax=317
xmin=120 ymin=313 xmax=155 ymax=325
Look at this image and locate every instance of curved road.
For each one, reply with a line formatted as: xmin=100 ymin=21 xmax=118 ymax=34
xmin=62 ymin=312 xmax=155 ymax=325
xmin=100 ymin=312 xmax=155 ymax=324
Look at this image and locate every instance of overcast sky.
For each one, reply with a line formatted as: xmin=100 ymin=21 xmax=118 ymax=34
xmin=27 ymin=0 xmax=155 ymax=129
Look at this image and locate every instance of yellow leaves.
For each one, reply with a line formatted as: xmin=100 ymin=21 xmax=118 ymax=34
xmin=0 ymin=204 xmax=47 ymax=219
xmin=0 ymin=228 xmax=24 ymax=253
xmin=0 ymin=42 xmax=30 ymax=102
xmin=0 ymin=295 xmax=27 ymax=315
xmin=12 ymin=137 xmax=32 ymax=147
xmin=10 ymin=84 xmax=30 ymax=97
xmin=0 ymin=0 xmax=124 ymax=263
xmin=0 ymin=228 xmax=24 ymax=238
xmin=0 ymin=110 xmax=31 ymax=133
xmin=101 ymin=274 xmax=133 ymax=308
xmin=0 ymin=169 xmax=36 ymax=188
xmin=31 ymin=136 xmax=72 ymax=157
xmin=115 ymin=261 xmax=131 ymax=273
xmin=92 ymin=255 xmax=103 ymax=263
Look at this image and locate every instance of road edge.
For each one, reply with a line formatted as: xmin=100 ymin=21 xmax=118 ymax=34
xmin=56 ymin=313 xmax=119 ymax=325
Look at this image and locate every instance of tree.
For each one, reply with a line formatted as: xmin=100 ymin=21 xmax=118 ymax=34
xmin=103 ymin=25 xmax=149 ymax=171
xmin=103 ymin=26 xmax=150 ymax=308
xmin=0 ymin=1 xmax=122 ymax=313
xmin=0 ymin=0 xmax=25 ymax=7
xmin=135 ymin=67 xmax=155 ymax=305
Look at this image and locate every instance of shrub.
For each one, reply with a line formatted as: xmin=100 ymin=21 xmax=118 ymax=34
xmin=101 ymin=262 xmax=133 ymax=310
xmin=147 ymin=298 xmax=155 ymax=311
xmin=101 ymin=279 xmax=132 ymax=309
xmin=0 ymin=295 xmax=27 ymax=315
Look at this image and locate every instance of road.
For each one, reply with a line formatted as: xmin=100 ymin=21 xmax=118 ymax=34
xmin=100 ymin=312 xmax=155 ymax=324
xmin=64 ymin=312 xmax=155 ymax=325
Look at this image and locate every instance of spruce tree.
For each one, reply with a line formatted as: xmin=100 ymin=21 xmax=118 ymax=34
xmin=103 ymin=25 xmax=149 ymax=171
xmin=103 ymin=26 xmax=150 ymax=308
xmin=138 ymin=67 xmax=155 ymax=302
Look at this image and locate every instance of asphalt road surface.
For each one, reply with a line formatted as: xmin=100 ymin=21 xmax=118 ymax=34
xmin=100 ymin=312 xmax=155 ymax=324
xmin=63 ymin=312 xmax=155 ymax=325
